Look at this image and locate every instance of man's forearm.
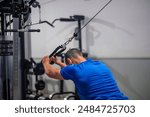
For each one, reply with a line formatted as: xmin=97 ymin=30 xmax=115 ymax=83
xmin=56 ymin=62 xmax=67 ymax=68
xmin=43 ymin=63 xmax=63 ymax=80
xmin=42 ymin=56 xmax=64 ymax=80
xmin=43 ymin=63 xmax=53 ymax=76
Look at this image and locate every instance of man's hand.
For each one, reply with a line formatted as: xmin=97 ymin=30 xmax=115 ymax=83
xmin=51 ymin=56 xmax=61 ymax=65
xmin=42 ymin=56 xmax=66 ymax=68
xmin=52 ymin=56 xmax=67 ymax=68
xmin=42 ymin=56 xmax=51 ymax=65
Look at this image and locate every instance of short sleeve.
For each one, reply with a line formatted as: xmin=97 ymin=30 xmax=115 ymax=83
xmin=60 ymin=65 xmax=75 ymax=80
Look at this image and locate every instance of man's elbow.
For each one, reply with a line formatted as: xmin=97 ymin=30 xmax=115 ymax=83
xmin=46 ymin=71 xmax=64 ymax=80
xmin=46 ymin=72 xmax=55 ymax=78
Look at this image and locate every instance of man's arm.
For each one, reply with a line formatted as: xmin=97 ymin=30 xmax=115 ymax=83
xmin=42 ymin=56 xmax=64 ymax=80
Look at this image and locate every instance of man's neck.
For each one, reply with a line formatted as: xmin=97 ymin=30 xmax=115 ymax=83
xmin=76 ymin=56 xmax=86 ymax=64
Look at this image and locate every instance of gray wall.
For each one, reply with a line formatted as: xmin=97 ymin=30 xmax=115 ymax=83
xmin=102 ymin=59 xmax=150 ymax=100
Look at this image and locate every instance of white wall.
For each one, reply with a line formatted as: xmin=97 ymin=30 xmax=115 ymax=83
xmin=29 ymin=0 xmax=150 ymax=99
xmin=31 ymin=0 xmax=150 ymax=58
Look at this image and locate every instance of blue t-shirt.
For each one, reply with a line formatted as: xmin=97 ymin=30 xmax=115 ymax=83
xmin=60 ymin=59 xmax=128 ymax=100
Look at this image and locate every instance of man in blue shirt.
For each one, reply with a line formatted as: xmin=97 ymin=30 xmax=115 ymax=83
xmin=42 ymin=48 xmax=128 ymax=100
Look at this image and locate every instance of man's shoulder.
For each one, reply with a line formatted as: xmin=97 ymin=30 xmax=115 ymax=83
xmin=61 ymin=64 xmax=76 ymax=72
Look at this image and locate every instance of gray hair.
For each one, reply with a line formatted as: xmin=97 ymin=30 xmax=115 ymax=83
xmin=65 ymin=48 xmax=82 ymax=64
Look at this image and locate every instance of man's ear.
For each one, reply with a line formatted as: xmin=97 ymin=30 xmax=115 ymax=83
xmin=67 ymin=58 xmax=72 ymax=64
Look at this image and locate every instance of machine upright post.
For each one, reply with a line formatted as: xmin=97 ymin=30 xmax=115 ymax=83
xmin=77 ymin=20 xmax=82 ymax=51
xmin=12 ymin=17 xmax=22 ymax=99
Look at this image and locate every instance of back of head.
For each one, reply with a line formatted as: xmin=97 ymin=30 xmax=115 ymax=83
xmin=65 ymin=48 xmax=83 ymax=64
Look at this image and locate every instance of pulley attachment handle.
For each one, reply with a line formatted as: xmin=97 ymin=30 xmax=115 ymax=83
xmin=49 ymin=45 xmax=66 ymax=64
xmin=33 ymin=45 xmax=66 ymax=75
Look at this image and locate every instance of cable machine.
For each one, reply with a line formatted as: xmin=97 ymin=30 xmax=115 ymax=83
xmin=0 ymin=0 xmax=41 ymax=100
